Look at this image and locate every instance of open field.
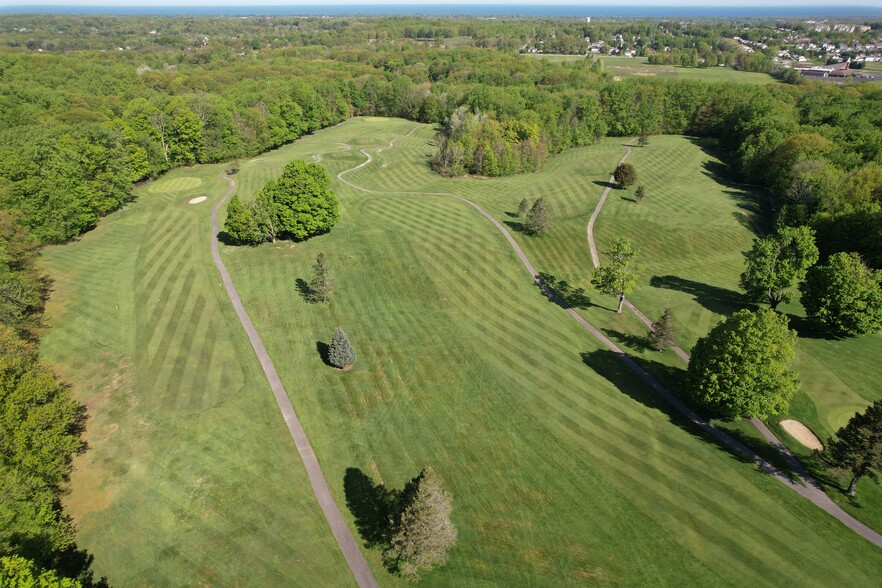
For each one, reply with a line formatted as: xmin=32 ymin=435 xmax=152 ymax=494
xmin=41 ymin=118 xmax=882 ymax=585
xmin=524 ymin=53 xmax=779 ymax=84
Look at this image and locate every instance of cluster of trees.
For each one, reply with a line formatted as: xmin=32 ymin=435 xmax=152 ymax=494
xmin=224 ymin=160 xmax=339 ymax=245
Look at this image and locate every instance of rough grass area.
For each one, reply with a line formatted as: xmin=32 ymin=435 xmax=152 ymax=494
xmin=525 ymin=53 xmax=779 ymax=84
xmin=41 ymin=118 xmax=882 ymax=585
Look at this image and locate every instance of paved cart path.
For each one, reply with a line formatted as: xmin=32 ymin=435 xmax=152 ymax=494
xmin=211 ymin=173 xmax=379 ymax=588
xmin=336 ymin=129 xmax=882 ymax=549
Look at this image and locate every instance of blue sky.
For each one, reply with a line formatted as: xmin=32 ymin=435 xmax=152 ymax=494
xmin=0 ymin=0 xmax=878 ymax=6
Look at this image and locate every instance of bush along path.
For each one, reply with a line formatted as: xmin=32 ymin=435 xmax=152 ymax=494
xmin=584 ymin=144 xmax=882 ymax=549
xmin=211 ymin=173 xmax=379 ymax=588
xmin=337 ymin=129 xmax=882 ymax=550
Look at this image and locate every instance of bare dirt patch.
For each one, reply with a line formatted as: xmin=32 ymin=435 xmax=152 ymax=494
xmin=781 ymin=420 xmax=824 ymax=451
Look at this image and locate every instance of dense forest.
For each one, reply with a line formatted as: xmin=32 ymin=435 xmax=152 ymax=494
xmin=0 ymin=13 xmax=881 ymax=584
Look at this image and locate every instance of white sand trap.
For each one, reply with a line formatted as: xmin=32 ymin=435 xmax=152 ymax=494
xmin=188 ymin=196 xmax=207 ymax=205
xmin=781 ymin=420 xmax=824 ymax=451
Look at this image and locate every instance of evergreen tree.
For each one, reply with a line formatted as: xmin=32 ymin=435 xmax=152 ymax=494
xmin=649 ymin=308 xmax=676 ymax=351
xmin=635 ymin=185 xmax=646 ymax=203
xmin=614 ymin=162 xmax=637 ymax=187
xmin=591 ymin=236 xmax=645 ymax=313
xmin=384 ymin=468 xmax=457 ymax=581
xmin=827 ymin=400 xmax=882 ymax=496
xmin=328 ymin=327 xmax=355 ymax=369
xmin=308 ymin=253 xmax=333 ymax=304
xmin=524 ymin=197 xmax=550 ymax=236
xmin=517 ymin=198 xmax=530 ymax=218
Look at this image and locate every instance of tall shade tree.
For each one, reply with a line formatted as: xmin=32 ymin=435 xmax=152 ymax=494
xmin=328 ymin=327 xmax=355 ymax=369
xmin=591 ymin=236 xmax=645 ymax=313
xmin=384 ymin=468 xmax=457 ymax=581
xmin=799 ymin=252 xmax=882 ymax=337
xmin=524 ymin=197 xmax=550 ymax=236
xmin=739 ymin=225 xmax=819 ymax=310
xmin=686 ymin=308 xmax=799 ymax=420
xmin=827 ymin=400 xmax=882 ymax=496
xmin=253 ymin=160 xmax=340 ymax=241
xmin=223 ymin=195 xmax=263 ymax=245
xmin=308 ymin=252 xmax=333 ymax=304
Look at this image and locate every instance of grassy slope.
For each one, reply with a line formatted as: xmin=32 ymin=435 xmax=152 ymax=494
xmin=40 ymin=162 xmax=353 ymax=585
xmin=223 ymin=118 xmax=882 ymax=585
xmin=525 ymin=53 xmax=778 ymax=84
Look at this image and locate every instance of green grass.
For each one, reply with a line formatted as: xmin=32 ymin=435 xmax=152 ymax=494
xmin=524 ymin=53 xmax=779 ymax=84
xmin=42 ymin=118 xmax=882 ymax=585
xmin=40 ymin=162 xmax=353 ymax=585
xmin=225 ymin=119 xmax=882 ymax=584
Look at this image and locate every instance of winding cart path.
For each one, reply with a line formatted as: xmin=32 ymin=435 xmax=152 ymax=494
xmin=211 ymin=173 xmax=379 ymax=588
xmin=336 ymin=129 xmax=882 ymax=549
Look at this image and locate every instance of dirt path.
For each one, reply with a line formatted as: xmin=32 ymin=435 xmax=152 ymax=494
xmin=584 ymin=144 xmax=882 ymax=549
xmin=337 ymin=128 xmax=882 ymax=549
xmin=211 ymin=174 xmax=378 ymax=588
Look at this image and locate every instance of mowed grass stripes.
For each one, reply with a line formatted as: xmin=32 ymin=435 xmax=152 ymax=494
xmin=40 ymin=163 xmax=354 ymax=585
xmin=225 ymin=119 xmax=882 ymax=585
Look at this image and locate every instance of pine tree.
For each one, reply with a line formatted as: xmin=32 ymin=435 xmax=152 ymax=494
xmin=635 ymin=185 xmax=646 ymax=202
xmin=517 ymin=198 xmax=530 ymax=218
xmin=328 ymin=327 xmax=355 ymax=369
xmin=524 ymin=197 xmax=550 ymax=236
xmin=827 ymin=400 xmax=882 ymax=496
xmin=649 ymin=308 xmax=676 ymax=351
xmin=308 ymin=253 xmax=333 ymax=303
xmin=384 ymin=468 xmax=457 ymax=581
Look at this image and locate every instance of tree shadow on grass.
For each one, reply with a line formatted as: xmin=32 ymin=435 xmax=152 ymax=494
xmin=620 ymin=195 xmax=637 ymax=203
xmin=593 ymin=180 xmax=618 ymax=190
xmin=343 ymin=468 xmax=399 ymax=549
xmin=296 ymin=278 xmax=314 ymax=303
xmin=504 ymin=220 xmax=528 ymax=234
xmin=579 ymin=348 xmax=764 ymax=469
xmin=649 ymin=275 xmax=745 ymax=316
xmin=316 ymin=341 xmax=331 ymax=366
xmin=536 ymin=272 xmax=592 ymax=310
xmin=602 ymin=328 xmax=652 ymax=353
xmin=784 ymin=312 xmax=836 ymax=340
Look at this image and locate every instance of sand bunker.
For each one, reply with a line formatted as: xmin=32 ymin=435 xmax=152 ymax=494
xmin=781 ymin=420 xmax=824 ymax=451
xmin=188 ymin=196 xmax=207 ymax=205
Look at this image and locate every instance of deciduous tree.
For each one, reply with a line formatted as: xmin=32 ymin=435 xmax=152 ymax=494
xmin=591 ymin=236 xmax=644 ymax=313
xmin=827 ymin=400 xmax=882 ymax=496
xmin=613 ymin=162 xmax=637 ymax=187
xmin=739 ymin=225 xmax=819 ymax=310
xmin=799 ymin=252 xmax=882 ymax=337
xmin=223 ymin=195 xmax=263 ymax=245
xmin=686 ymin=308 xmax=798 ymax=420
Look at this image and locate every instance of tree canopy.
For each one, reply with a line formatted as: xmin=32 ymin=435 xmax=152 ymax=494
xmin=384 ymin=467 xmax=457 ymax=581
xmin=614 ymin=162 xmax=637 ymax=187
xmin=686 ymin=308 xmax=798 ymax=420
xmin=799 ymin=252 xmax=882 ymax=337
xmin=591 ymin=237 xmax=644 ymax=313
xmin=524 ymin=198 xmax=550 ymax=236
xmin=739 ymin=225 xmax=819 ymax=309
xmin=827 ymin=400 xmax=882 ymax=496
xmin=328 ymin=327 xmax=355 ymax=369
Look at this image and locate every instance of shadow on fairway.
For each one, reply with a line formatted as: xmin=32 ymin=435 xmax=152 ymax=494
xmin=316 ymin=341 xmax=332 ymax=366
xmin=602 ymin=328 xmax=653 ymax=353
xmin=503 ymin=220 xmax=527 ymax=234
xmin=593 ymin=180 xmax=618 ymax=190
xmin=343 ymin=468 xmax=399 ymax=548
xmin=650 ymin=274 xmax=745 ymax=316
xmin=784 ymin=312 xmax=833 ymax=340
xmin=296 ymin=278 xmax=314 ymax=303
xmin=580 ymin=348 xmax=762 ymax=468
xmin=536 ymin=272 xmax=592 ymax=310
